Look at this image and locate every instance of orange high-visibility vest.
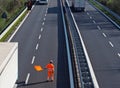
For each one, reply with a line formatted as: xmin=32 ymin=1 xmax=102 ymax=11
xmin=46 ymin=63 xmax=54 ymax=77
xmin=46 ymin=63 xmax=54 ymax=72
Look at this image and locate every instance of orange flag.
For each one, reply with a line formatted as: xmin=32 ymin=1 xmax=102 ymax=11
xmin=34 ymin=65 xmax=43 ymax=72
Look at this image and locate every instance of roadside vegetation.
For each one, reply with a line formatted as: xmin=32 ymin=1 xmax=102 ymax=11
xmin=0 ymin=11 xmax=28 ymax=42
xmin=96 ymin=0 xmax=120 ymax=15
xmin=0 ymin=0 xmax=27 ymax=34
xmin=88 ymin=0 xmax=120 ymax=26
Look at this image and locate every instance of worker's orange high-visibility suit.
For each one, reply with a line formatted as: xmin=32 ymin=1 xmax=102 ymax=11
xmin=46 ymin=63 xmax=54 ymax=80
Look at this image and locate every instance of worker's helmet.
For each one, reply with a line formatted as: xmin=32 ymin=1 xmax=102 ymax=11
xmin=50 ymin=60 xmax=53 ymax=63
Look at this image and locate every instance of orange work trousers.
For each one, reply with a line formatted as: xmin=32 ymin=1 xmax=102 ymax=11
xmin=48 ymin=70 xmax=54 ymax=77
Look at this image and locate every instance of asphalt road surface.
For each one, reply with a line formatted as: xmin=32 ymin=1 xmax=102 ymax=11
xmin=73 ymin=1 xmax=120 ymax=88
xmin=11 ymin=0 xmax=70 ymax=88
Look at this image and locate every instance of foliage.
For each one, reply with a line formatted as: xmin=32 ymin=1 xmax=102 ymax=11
xmin=0 ymin=11 xmax=28 ymax=42
xmin=0 ymin=0 xmax=26 ymax=33
xmin=96 ymin=0 xmax=120 ymax=15
xmin=89 ymin=0 xmax=120 ymax=26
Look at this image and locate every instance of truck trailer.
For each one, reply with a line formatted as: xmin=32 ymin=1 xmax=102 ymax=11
xmin=68 ymin=0 xmax=85 ymax=11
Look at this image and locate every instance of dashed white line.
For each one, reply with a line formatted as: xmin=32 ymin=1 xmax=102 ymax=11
xmin=118 ymin=53 xmax=120 ymax=57
xmin=45 ymin=14 xmax=47 ymax=17
xmin=31 ymin=56 xmax=35 ymax=64
xmin=93 ymin=20 xmax=96 ymax=24
xmin=36 ymin=44 xmax=39 ymax=50
xmin=43 ymin=18 xmax=46 ymax=21
xmin=109 ymin=41 xmax=114 ymax=47
xmin=25 ymin=73 xmax=30 ymax=84
xmin=46 ymin=9 xmax=48 ymax=13
xmin=102 ymin=33 xmax=107 ymax=37
xmin=39 ymin=34 xmax=41 ymax=39
xmin=42 ymin=22 xmax=44 ymax=26
xmin=90 ymin=16 xmax=92 ymax=19
xmin=87 ymin=12 xmax=89 ymax=15
xmin=41 ymin=28 xmax=43 ymax=32
xmin=97 ymin=26 xmax=101 ymax=30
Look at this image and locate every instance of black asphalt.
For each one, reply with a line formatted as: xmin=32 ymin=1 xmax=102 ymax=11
xmin=11 ymin=0 xmax=70 ymax=88
xmin=73 ymin=1 xmax=120 ymax=88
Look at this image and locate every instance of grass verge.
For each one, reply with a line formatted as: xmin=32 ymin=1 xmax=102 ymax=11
xmin=0 ymin=10 xmax=28 ymax=42
xmin=88 ymin=0 xmax=120 ymax=26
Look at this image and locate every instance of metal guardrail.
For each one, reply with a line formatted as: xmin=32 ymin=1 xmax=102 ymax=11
xmin=64 ymin=0 xmax=99 ymax=88
xmin=0 ymin=8 xmax=27 ymax=40
xmin=60 ymin=0 xmax=75 ymax=88
xmin=93 ymin=0 xmax=120 ymax=20
xmin=0 ymin=1 xmax=37 ymax=41
xmin=89 ymin=0 xmax=120 ymax=29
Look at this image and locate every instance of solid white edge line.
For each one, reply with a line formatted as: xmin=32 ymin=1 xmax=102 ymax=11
xmin=25 ymin=73 xmax=30 ymax=84
xmin=7 ymin=8 xmax=29 ymax=42
xmin=70 ymin=9 xmax=99 ymax=88
xmin=31 ymin=56 xmax=35 ymax=64
xmin=7 ymin=4 xmax=36 ymax=42
xmin=39 ymin=34 xmax=41 ymax=39
xmin=109 ymin=41 xmax=114 ymax=47
xmin=36 ymin=44 xmax=39 ymax=50
xmin=102 ymin=33 xmax=107 ymax=37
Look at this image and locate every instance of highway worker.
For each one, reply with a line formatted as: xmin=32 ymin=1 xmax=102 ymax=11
xmin=45 ymin=60 xmax=55 ymax=81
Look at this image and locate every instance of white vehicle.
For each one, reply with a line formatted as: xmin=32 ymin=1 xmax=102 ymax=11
xmin=68 ymin=0 xmax=85 ymax=11
xmin=39 ymin=0 xmax=48 ymax=4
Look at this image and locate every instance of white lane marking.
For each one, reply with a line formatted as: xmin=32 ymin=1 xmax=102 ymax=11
xmin=97 ymin=26 xmax=101 ymax=30
xmin=90 ymin=16 xmax=92 ymax=19
xmin=46 ymin=9 xmax=48 ymax=13
xmin=45 ymin=14 xmax=47 ymax=17
xmin=109 ymin=41 xmax=114 ymax=47
xmin=8 ymin=9 xmax=29 ymax=42
xmin=42 ymin=22 xmax=44 ymax=26
xmin=39 ymin=34 xmax=41 ymax=39
xmin=87 ymin=12 xmax=89 ymax=15
xmin=118 ymin=53 xmax=120 ymax=57
xmin=41 ymin=28 xmax=43 ymax=32
xmin=31 ymin=56 xmax=35 ymax=64
xmin=44 ymin=18 xmax=46 ymax=21
xmin=69 ymin=5 xmax=99 ymax=88
xmin=36 ymin=44 xmax=39 ymax=50
xmin=102 ymin=33 xmax=107 ymax=37
xmin=25 ymin=73 xmax=30 ymax=84
xmin=93 ymin=20 xmax=96 ymax=24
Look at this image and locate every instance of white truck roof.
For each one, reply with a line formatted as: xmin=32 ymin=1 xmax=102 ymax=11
xmin=0 ymin=42 xmax=18 ymax=74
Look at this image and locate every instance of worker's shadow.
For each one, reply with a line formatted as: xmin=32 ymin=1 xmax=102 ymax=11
xmin=17 ymin=80 xmax=47 ymax=87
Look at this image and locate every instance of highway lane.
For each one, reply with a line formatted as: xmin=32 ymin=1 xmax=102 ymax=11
xmin=10 ymin=0 xmax=70 ymax=88
xmin=73 ymin=1 xmax=120 ymax=88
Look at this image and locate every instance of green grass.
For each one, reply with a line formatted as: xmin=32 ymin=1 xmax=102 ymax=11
xmin=88 ymin=0 xmax=120 ymax=25
xmin=0 ymin=0 xmax=28 ymax=41
xmin=0 ymin=0 xmax=26 ymax=33
xmin=0 ymin=10 xmax=28 ymax=42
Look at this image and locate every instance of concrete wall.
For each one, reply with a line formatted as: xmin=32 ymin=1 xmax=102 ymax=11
xmin=0 ymin=43 xmax=18 ymax=88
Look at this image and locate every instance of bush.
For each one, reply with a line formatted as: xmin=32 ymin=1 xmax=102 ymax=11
xmin=96 ymin=0 xmax=120 ymax=15
xmin=0 ymin=0 xmax=26 ymax=33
